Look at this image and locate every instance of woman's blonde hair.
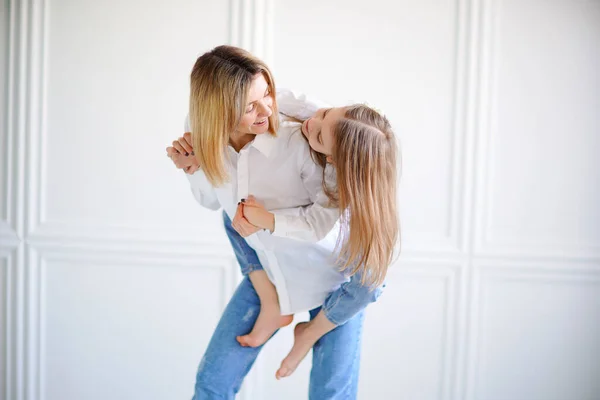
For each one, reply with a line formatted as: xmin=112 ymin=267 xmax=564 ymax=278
xmin=189 ymin=45 xmax=278 ymax=186
xmin=311 ymin=105 xmax=399 ymax=288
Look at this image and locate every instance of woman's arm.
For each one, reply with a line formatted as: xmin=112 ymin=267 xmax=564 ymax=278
xmin=166 ymin=119 xmax=221 ymax=211
xmin=185 ymin=169 xmax=221 ymax=211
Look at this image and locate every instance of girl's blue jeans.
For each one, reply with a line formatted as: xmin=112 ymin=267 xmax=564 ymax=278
xmin=191 ymin=211 xmax=383 ymax=399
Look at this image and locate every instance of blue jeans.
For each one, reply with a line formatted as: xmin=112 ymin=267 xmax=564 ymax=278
xmin=192 ymin=211 xmax=380 ymax=399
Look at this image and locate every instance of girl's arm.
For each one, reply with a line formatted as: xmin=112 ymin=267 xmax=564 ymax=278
xmin=276 ymin=88 xmax=329 ymax=121
xmin=243 ymin=147 xmax=339 ymax=242
xmin=271 ymin=156 xmax=339 ymax=242
xmin=244 ymin=89 xmax=336 ymax=240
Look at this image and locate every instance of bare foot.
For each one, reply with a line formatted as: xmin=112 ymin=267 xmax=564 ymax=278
xmin=236 ymin=306 xmax=293 ymax=348
xmin=276 ymin=322 xmax=317 ymax=380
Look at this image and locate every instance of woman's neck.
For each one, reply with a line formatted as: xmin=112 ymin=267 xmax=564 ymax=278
xmin=229 ymin=132 xmax=255 ymax=153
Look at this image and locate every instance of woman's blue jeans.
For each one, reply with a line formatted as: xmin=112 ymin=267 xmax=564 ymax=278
xmin=191 ymin=211 xmax=383 ymax=399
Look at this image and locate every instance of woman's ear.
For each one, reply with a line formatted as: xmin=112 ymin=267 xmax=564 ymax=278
xmin=326 ymin=155 xmax=334 ymax=164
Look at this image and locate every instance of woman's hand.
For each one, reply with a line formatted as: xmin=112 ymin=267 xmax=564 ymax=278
xmin=166 ymin=132 xmax=199 ymax=174
xmin=242 ymin=195 xmax=275 ymax=232
xmin=232 ymin=203 xmax=262 ymax=237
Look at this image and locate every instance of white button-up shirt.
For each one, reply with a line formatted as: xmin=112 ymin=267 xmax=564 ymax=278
xmin=184 ymin=89 xmax=346 ymax=314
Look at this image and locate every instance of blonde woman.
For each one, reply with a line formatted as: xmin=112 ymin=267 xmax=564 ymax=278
xmin=167 ymin=45 xmax=398 ymax=399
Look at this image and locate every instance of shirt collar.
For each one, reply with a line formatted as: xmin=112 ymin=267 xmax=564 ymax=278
xmin=251 ymin=133 xmax=277 ymax=157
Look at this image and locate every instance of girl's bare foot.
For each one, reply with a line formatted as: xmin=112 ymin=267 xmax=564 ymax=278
xmin=236 ymin=306 xmax=293 ymax=347
xmin=276 ymin=322 xmax=317 ymax=379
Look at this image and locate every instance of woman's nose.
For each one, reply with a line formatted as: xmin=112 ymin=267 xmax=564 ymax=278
xmin=257 ymin=99 xmax=273 ymax=117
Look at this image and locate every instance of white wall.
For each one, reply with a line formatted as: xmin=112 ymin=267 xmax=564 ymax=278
xmin=1 ymin=0 xmax=599 ymax=399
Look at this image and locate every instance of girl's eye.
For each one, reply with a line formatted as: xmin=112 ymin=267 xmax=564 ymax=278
xmin=246 ymin=104 xmax=256 ymax=113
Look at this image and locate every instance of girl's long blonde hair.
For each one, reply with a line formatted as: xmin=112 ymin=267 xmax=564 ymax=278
xmin=189 ymin=45 xmax=278 ymax=186
xmin=311 ymin=105 xmax=399 ymax=288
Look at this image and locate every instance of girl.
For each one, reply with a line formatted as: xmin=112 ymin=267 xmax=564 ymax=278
xmin=167 ymin=45 xmax=399 ymax=399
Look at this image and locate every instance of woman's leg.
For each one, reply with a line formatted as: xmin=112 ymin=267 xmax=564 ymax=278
xmin=193 ymin=277 xmax=267 ymax=399
xmin=308 ymin=307 xmax=365 ymax=400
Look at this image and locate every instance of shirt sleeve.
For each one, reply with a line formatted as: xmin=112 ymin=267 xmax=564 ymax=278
xmin=276 ymin=88 xmax=330 ymax=121
xmin=185 ymin=170 xmax=221 ymax=211
xmin=184 ymin=114 xmax=191 ymax=132
xmin=182 ymin=114 xmax=220 ymax=211
xmin=271 ymin=152 xmax=340 ymax=242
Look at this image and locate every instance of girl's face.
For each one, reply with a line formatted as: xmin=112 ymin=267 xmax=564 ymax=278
xmin=236 ymin=73 xmax=274 ymax=136
xmin=301 ymin=106 xmax=347 ymax=159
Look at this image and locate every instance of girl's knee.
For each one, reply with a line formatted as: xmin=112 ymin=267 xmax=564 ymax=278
xmin=370 ymin=283 xmax=385 ymax=302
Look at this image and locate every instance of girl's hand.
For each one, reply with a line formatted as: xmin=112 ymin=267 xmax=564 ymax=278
xmin=166 ymin=132 xmax=199 ymax=174
xmin=232 ymin=203 xmax=261 ymax=237
xmin=242 ymin=195 xmax=275 ymax=232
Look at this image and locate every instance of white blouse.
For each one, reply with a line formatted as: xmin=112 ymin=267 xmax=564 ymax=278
xmin=184 ymin=89 xmax=346 ymax=314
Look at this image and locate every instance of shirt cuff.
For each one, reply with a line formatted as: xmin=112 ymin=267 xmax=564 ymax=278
xmin=272 ymin=212 xmax=290 ymax=238
xmin=185 ymin=170 xmax=205 ymax=187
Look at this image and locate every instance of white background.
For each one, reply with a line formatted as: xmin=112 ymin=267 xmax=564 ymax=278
xmin=1 ymin=0 xmax=599 ymax=399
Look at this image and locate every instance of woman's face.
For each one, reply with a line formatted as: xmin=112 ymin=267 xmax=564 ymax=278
xmin=236 ymin=73 xmax=274 ymax=136
xmin=301 ymin=106 xmax=347 ymax=158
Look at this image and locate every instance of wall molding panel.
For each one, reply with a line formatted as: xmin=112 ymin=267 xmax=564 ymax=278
xmin=5 ymin=0 xmax=243 ymax=399
xmin=5 ymin=1 xmax=47 ymax=398
xmin=400 ymin=263 xmax=463 ymax=400
xmin=1 ymin=250 xmax=16 ymax=400
xmin=33 ymin=252 xmax=238 ymax=400
xmin=20 ymin=0 xmax=243 ymax=263
xmin=386 ymin=0 xmax=470 ymax=259
xmin=471 ymin=0 xmax=600 ymax=262
xmin=464 ymin=263 xmax=600 ymax=400
xmin=27 ymin=222 xmax=233 ymax=256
